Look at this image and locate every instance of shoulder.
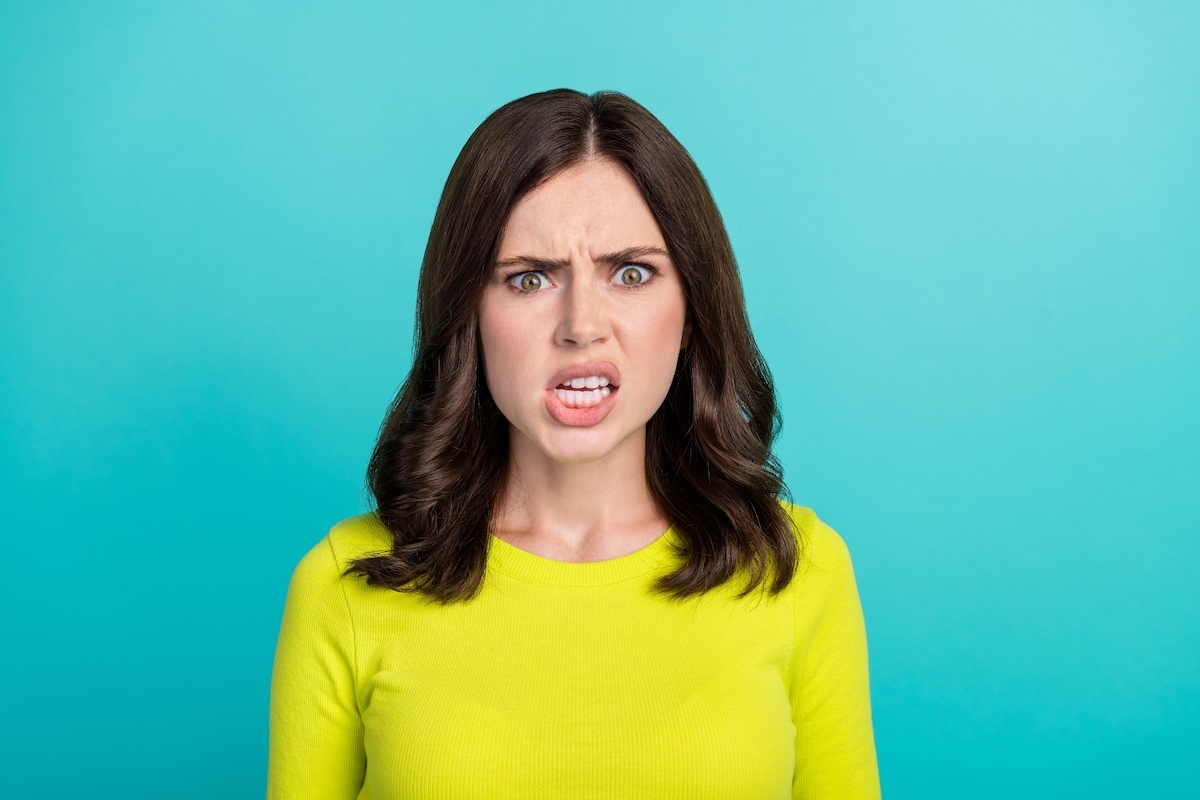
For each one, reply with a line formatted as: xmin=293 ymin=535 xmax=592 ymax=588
xmin=327 ymin=511 xmax=393 ymax=565
xmin=289 ymin=512 xmax=392 ymax=591
xmin=777 ymin=502 xmax=868 ymax=644
xmin=778 ymin=500 xmax=855 ymax=586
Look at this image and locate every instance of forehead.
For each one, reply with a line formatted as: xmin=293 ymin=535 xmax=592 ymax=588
xmin=497 ymin=159 xmax=666 ymax=258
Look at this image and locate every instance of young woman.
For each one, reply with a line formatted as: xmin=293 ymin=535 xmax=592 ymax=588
xmin=267 ymin=89 xmax=880 ymax=799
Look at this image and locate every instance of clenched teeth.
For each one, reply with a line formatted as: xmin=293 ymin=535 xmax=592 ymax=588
xmin=560 ymin=376 xmax=611 ymax=389
xmin=554 ymin=386 xmax=613 ymax=407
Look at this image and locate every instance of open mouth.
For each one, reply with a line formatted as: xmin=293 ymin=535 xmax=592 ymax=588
xmin=552 ymin=375 xmax=616 ymax=408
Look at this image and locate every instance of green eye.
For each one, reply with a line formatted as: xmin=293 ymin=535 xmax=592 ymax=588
xmin=514 ymin=272 xmax=543 ymax=291
xmin=618 ymin=266 xmax=650 ymax=286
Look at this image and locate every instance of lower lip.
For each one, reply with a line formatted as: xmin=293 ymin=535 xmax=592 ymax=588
xmin=545 ymin=386 xmax=619 ymax=427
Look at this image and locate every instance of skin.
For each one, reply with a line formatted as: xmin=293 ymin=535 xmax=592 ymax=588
xmin=478 ymin=157 xmax=688 ymax=563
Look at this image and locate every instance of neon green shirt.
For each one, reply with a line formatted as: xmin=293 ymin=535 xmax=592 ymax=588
xmin=267 ymin=503 xmax=880 ymax=799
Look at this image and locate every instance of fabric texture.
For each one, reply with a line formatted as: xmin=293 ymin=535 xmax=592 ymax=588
xmin=267 ymin=503 xmax=880 ymax=799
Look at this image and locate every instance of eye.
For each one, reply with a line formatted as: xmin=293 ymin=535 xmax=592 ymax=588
xmin=615 ymin=264 xmax=653 ymax=287
xmin=510 ymin=271 xmax=547 ymax=292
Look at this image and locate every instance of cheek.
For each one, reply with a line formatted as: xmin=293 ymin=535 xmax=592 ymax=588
xmin=626 ymin=298 xmax=687 ymax=398
xmin=478 ymin=300 xmax=539 ymax=413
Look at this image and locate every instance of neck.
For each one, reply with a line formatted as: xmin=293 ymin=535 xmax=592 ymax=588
xmin=491 ymin=425 xmax=669 ymax=562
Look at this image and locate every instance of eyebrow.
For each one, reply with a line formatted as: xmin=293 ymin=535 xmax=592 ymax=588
xmin=493 ymin=245 xmax=670 ymax=272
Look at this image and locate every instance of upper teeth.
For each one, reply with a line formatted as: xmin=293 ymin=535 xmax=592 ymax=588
xmin=566 ymin=376 xmax=609 ymax=389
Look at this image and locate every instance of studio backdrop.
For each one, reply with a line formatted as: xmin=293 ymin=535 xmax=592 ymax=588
xmin=1 ymin=1 xmax=1197 ymax=797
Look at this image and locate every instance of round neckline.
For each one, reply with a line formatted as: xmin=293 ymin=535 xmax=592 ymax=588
xmin=487 ymin=527 xmax=682 ymax=587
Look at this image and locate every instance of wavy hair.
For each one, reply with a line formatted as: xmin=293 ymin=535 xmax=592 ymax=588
xmin=349 ymin=89 xmax=798 ymax=603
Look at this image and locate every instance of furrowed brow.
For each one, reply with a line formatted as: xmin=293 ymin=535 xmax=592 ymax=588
xmin=493 ymin=255 xmax=570 ymax=272
xmin=493 ymin=246 xmax=669 ymax=272
xmin=594 ymin=246 xmax=670 ymax=266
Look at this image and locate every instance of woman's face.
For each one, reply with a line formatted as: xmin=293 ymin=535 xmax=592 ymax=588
xmin=478 ymin=158 xmax=687 ymax=464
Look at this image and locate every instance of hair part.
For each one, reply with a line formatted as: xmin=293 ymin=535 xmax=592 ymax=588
xmin=349 ymin=89 xmax=798 ymax=603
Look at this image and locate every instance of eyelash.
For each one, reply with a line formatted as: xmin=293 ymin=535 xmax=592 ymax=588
xmin=503 ymin=263 xmax=660 ymax=292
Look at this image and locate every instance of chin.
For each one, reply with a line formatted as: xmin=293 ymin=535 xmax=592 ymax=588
xmin=535 ymin=429 xmax=624 ymax=464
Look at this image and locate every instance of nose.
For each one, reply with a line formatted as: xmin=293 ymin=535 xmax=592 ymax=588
xmin=555 ymin=261 xmax=610 ymax=348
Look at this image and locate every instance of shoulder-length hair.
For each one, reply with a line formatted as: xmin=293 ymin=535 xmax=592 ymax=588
xmin=349 ymin=88 xmax=798 ymax=603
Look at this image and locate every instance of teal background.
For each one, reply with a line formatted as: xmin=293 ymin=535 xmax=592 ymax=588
xmin=1 ymin=1 xmax=1197 ymax=796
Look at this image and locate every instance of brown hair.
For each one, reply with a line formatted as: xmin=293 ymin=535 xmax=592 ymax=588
xmin=349 ymin=89 xmax=798 ymax=603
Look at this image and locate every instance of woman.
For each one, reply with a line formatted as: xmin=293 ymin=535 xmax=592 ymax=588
xmin=268 ymin=89 xmax=880 ymax=799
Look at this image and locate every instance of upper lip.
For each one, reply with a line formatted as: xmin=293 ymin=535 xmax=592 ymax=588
xmin=548 ymin=361 xmax=621 ymax=389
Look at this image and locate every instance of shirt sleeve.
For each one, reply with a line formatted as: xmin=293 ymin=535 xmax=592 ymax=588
xmin=267 ymin=535 xmax=366 ymax=800
xmin=789 ymin=512 xmax=881 ymax=799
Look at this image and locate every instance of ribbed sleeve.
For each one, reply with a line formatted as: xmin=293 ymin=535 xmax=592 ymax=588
xmin=267 ymin=536 xmax=365 ymax=800
xmin=788 ymin=509 xmax=881 ymax=799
